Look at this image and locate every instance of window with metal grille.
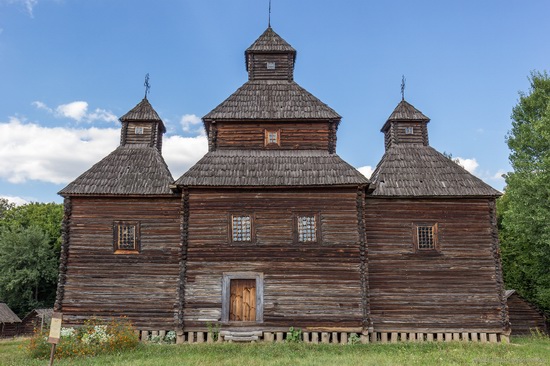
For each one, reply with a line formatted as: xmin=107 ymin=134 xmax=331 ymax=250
xmin=417 ymin=226 xmax=434 ymax=249
xmin=135 ymin=127 xmax=144 ymax=134
xmin=297 ymin=215 xmax=317 ymax=242
xmin=232 ymin=215 xmax=252 ymax=242
xmin=114 ymin=222 xmax=140 ymax=253
xmin=404 ymin=126 xmax=414 ymax=135
xmin=414 ymin=223 xmax=438 ymax=252
xmin=267 ymin=62 xmax=276 ymax=69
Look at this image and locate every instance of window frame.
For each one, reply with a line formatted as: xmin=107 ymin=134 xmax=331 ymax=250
xmin=294 ymin=212 xmax=321 ymax=244
xmin=228 ymin=213 xmax=255 ymax=244
xmin=113 ymin=221 xmax=141 ymax=254
xmin=221 ymin=272 xmax=264 ymax=323
xmin=264 ymin=129 xmax=280 ymax=147
xmin=413 ymin=222 xmax=439 ymax=253
xmin=404 ymin=126 xmax=414 ymax=135
xmin=134 ymin=126 xmax=144 ymax=135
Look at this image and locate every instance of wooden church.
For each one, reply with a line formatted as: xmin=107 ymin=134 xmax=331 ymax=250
xmin=56 ymin=26 xmax=510 ymax=343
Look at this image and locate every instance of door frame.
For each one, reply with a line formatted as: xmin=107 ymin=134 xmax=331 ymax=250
xmin=221 ymin=272 xmax=264 ymax=323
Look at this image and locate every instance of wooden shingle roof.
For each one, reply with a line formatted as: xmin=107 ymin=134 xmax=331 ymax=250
xmin=370 ymin=145 xmax=501 ymax=197
xmin=59 ymin=146 xmax=174 ymax=196
xmin=203 ymin=80 xmax=341 ymax=121
xmin=246 ymin=27 xmax=296 ymax=53
xmin=381 ymin=100 xmax=430 ymax=132
xmin=0 ymin=303 xmax=21 ymax=323
xmin=175 ymin=150 xmax=368 ymax=187
xmin=120 ymin=98 xmax=166 ymax=132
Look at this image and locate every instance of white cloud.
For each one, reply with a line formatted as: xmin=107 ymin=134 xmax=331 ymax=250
xmin=163 ymin=135 xmax=209 ymax=178
xmin=56 ymin=101 xmax=88 ymax=121
xmin=356 ymin=165 xmax=374 ymax=179
xmin=0 ymin=117 xmax=120 ymax=184
xmin=180 ymin=114 xmax=204 ymax=135
xmin=32 ymin=100 xmax=53 ymax=113
xmin=0 ymin=117 xmax=208 ymax=185
xmin=455 ymin=157 xmax=479 ymax=174
xmin=0 ymin=195 xmax=30 ymax=206
xmin=3 ymin=0 xmax=38 ymax=17
xmin=33 ymin=100 xmax=118 ymax=123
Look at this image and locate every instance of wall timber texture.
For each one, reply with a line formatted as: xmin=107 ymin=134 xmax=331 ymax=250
xmin=61 ymin=196 xmax=181 ymax=330
xmin=248 ymin=53 xmax=292 ymax=80
xmin=365 ymin=198 xmax=506 ymax=333
xmin=507 ymin=293 xmax=548 ymax=335
xmin=215 ymin=122 xmax=330 ymax=150
xmin=183 ymin=188 xmax=363 ymax=331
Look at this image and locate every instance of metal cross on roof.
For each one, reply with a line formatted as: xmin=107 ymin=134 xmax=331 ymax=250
xmin=144 ymin=73 xmax=151 ymax=98
xmin=268 ymin=0 xmax=272 ymax=27
xmin=401 ymin=75 xmax=406 ymax=101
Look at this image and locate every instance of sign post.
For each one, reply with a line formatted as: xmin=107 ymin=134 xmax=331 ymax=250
xmin=47 ymin=312 xmax=62 ymax=366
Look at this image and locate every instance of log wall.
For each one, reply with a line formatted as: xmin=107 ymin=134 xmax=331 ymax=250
xmin=183 ymin=187 xmax=363 ymax=331
xmin=384 ymin=121 xmax=428 ymax=149
xmin=215 ymin=122 xmax=330 ymax=150
xmin=507 ymin=293 xmax=548 ymax=335
xmin=60 ymin=196 xmax=181 ymax=330
xmin=248 ymin=53 xmax=292 ymax=81
xmin=365 ymin=198 xmax=506 ymax=333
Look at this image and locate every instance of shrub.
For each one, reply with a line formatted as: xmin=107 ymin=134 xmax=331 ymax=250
xmin=27 ymin=317 xmax=139 ymax=359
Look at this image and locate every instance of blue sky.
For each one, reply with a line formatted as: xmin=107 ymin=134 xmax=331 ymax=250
xmin=0 ymin=0 xmax=549 ymax=204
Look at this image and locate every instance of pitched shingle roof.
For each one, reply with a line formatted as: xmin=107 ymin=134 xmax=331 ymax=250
xmin=370 ymin=145 xmax=501 ymax=197
xmin=381 ymin=100 xmax=430 ymax=131
xmin=120 ymin=98 xmax=166 ymax=132
xmin=0 ymin=303 xmax=21 ymax=323
xmin=59 ymin=146 xmax=174 ymax=196
xmin=246 ymin=27 xmax=296 ymax=53
xmin=175 ymin=150 xmax=368 ymax=187
xmin=203 ymin=80 xmax=341 ymax=121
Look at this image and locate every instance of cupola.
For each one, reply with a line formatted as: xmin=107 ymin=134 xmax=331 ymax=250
xmin=381 ymin=100 xmax=430 ymax=150
xmin=119 ymin=97 xmax=166 ymax=152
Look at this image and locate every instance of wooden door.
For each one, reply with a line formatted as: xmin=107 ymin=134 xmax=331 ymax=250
xmin=229 ymin=279 xmax=256 ymax=321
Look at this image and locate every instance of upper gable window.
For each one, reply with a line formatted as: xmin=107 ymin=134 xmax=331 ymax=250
xmin=413 ymin=223 xmax=439 ymax=252
xmin=135 ymin=127 xmax=144 ymax=135
xmin=264 ymin=130 xmax=280 ymax=146
xmin=114 ymin=221 xmax=140 ymax=254
xmin=266 ymin=62 xmax=276 ymax=70
xmin=296 ymin=214 xmax=319 ymax=243
xmin=404 ymin=127 xmax=414 ymax=135
xmin=231 ymin=215 xmax=253 ymax=242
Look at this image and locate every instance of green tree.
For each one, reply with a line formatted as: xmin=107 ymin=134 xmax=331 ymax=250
xmin=499 ymin=71 xmax=550 ymax=314
xmin=0 ymin=202 xmax=63 ymax=316
xmin=0 ymin=225 xmax=59 ymax=316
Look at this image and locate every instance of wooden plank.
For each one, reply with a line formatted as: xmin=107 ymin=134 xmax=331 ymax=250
xmin=391 ymin=333 xmax=398 ymax=343
xmin=340 ymin=332 xmax=348 ymax=345
xmin=381 ymin=333 xmax=388 ymax=343
xmin=461 ymin=332 xmax=469 ymax=342
xmin=480 ymin=333 xmax=487 ymax=343
xmin=321 ymin=332 xmax=329 ymax=344
xmin=488 ymin=333 xmax=498 ymax=343
xmin=426 ymin=333 xmax=434 ymax=342
xmin=331 ymin=332 xmax=338 ymax=344
xmin=445 ymin=333 xmax=452 ymax=342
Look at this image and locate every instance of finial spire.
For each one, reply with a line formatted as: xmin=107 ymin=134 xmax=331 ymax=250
xmin=401 ymin=75 xmax=406 ymax=101
xmin=268 ymin=0 xmax=272 ymax=27
xmin=144 ymin=73 xmax=151 ymax=99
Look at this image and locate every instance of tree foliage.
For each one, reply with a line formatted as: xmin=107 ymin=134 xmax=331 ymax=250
xmin=0 ymin=202 xmax=63 ymax=317
xmin=499 ymin=71 xmax=550 ymax=315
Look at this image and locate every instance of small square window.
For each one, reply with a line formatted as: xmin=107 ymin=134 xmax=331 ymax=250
xmin=404 ymin=127 xmax=414 ymax=135
xmin=135 ymin=127 xmax=144 ymax=134
xmin=264 ymin=130 xmax=280 ymax=146
xmin=266 ymin=62 xmax=276 ymax=70
xmin=413 ymin=223 xmax=438 ymax=252
xmin=114 ymin=222 xmax=140 ymax=254
xmin=296 ymin=214 xmax=318 ymax=243
xmin=231 ymin=215 xmax=252 ymax=242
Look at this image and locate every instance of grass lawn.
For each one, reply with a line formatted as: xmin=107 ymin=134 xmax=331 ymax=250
xmin=1 ymin=336 xmax=549 ymax=366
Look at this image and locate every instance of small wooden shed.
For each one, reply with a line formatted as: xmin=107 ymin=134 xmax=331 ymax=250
xmin=0 ymin=303 xmax=22 ymax=338
xmin=20 ymin=308 xmax=53 ymax=335
xmin=506 ymin=290 xmax=548 ymax=335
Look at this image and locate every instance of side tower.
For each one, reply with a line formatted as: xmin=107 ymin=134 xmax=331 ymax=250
xmin=56 ymin=97 xmax=181 ymax=331
xmin=174 ymin=27 xmax=370 ymax=338
xmin=366 ymin=99 xmax=509 ymax=341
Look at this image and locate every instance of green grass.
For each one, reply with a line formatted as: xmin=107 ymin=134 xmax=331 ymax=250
xmin=1 ymin=336 xmax=549 ymax=366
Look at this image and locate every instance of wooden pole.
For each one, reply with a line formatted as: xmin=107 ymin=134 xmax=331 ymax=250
xmin=48 ymin=343 xmax=56 ymax=366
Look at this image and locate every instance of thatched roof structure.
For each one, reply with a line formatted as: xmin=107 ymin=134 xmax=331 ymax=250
xmin=176 ymin=150 xmax=368 ymax=187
